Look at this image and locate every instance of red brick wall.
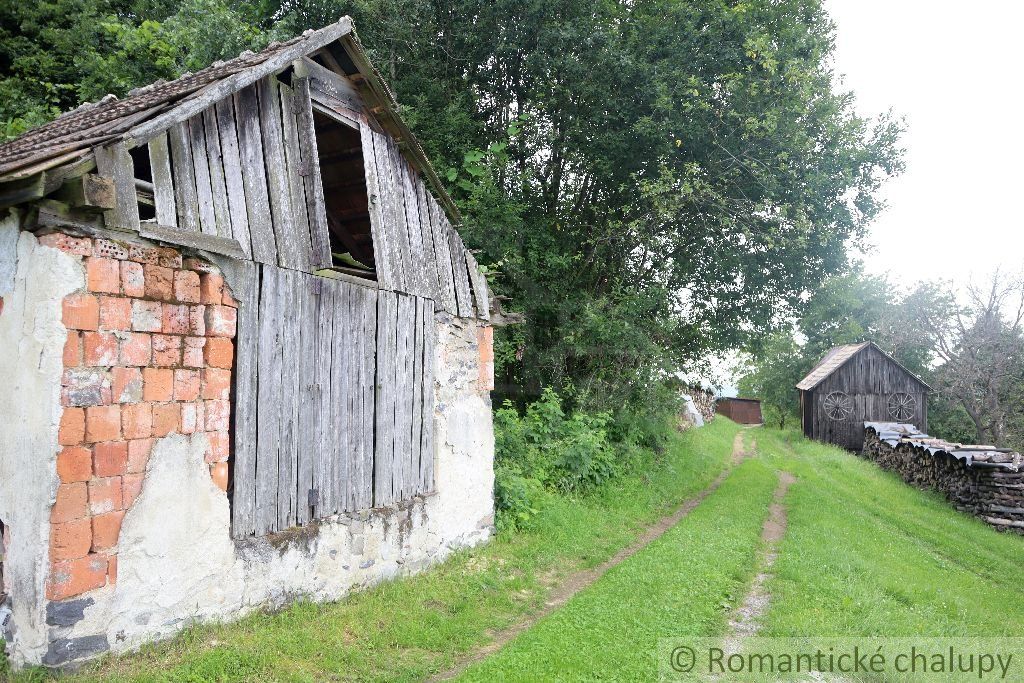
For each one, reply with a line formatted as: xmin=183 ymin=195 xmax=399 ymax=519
xmin=477 ymin=326 xmax=494 ymax=391
xmin=40 ymin=232 xmax=236 ymax=601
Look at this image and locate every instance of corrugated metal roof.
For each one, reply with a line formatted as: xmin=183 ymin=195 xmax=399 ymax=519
xmin=864 ymin=422 xmax=1022 ymax=472
xmin=795 ymin=342 xmax=869 ymax=391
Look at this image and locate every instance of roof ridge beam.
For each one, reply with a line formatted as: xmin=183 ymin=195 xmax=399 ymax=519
xmin=124 ymin=17 xmax=354 ymax=148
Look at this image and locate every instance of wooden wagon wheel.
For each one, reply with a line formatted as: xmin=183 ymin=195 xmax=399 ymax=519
xmin=823 ymin=391 xmax=854 ymax=421
xmin=887 ymin=392 xmax=916 ymax=422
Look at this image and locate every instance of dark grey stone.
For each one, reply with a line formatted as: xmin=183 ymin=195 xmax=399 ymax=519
xmin=43 ymin=634 xmax=109 ymax=667
xmin=46 ymin=597 xmax=94 ymax=627
xmin=65 ymin=387 xmax=105 ymax=407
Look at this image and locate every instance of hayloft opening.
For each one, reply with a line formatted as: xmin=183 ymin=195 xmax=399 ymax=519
xmin=312 ymin=109 xmax=376 ymax=279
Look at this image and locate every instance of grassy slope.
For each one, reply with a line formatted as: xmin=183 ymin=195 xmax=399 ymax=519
xmin=455 ymin=457 xmax=778 ymax=681
xmin=12 ymin=419 xmax=739 ymax=682
xmin=454 ymin=429 xmax=1024 ymax=681
xmin=756 ymin=429 xmax=1024 ymax=637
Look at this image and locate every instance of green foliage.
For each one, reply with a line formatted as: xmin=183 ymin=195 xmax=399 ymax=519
xmin=739 ymin=267 xmax=948 ymax=428
xmin=0 ymin=0 xmax=269 ymax=140
xmin=797 ymin=266 xmax=939 ymax=378
xmin=492 ymin=383 xmax=682 ymax=531
xmin=0 ymin=0 xmax=904 ymax=416
xmin=737 ymin=331 xmax=806 ymax=429
xmin=493 ymin=389 xmax=619 ymax=530
xmin=927 ymin=396 xmax=977 ymax=445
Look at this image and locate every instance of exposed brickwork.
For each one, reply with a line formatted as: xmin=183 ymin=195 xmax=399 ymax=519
xmin=44 ymin=234 xmax=236 ymax=601
xmin=477 ymin=326 xmax=494 ymax=391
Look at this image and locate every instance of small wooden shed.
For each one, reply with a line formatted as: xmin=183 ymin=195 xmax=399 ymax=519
xmin=716 ymin=397 xmax=763 ymax=425
xmin=796 ymin=341 xmax=929 ymax=450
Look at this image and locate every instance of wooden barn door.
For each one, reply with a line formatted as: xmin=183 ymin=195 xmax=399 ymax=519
xmin=231 ymin=264 xmax=436 ymax=538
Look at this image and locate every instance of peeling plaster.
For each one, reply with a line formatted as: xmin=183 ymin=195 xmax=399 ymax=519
xmin=51 ymin=316 xmax=495 ymax=663
xmin=0 ymin=228 xmax=84 ymax=667
xmin=0 ymin=211 xmax=19 ymax=296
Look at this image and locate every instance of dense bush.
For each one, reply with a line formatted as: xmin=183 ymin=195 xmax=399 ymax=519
xmin=493 ymin=387 xmax=679 ymax=531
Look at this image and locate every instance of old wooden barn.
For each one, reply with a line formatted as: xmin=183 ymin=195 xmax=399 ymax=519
xmin=796 ymin=341 xmax=929 ymax=450
xmin=0 ymin=17 xmax=498 ymax=668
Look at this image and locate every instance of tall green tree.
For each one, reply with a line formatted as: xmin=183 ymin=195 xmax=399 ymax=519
xmin=282 ymin=0 xmax=905 ymax=410
xmin=737 ymin=331 xmax=806 ymax=429
xmin=739 ymin=269 xmax=947 ymax=428
xmin=0 ymin=0 xmax=267 ymax=138
xmin=798 ymin=267 xmax=936 ymax=377
xmin=2 ymin=0 xmax=905 ymax=418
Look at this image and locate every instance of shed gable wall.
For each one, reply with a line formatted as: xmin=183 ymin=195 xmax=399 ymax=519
xmin=809 ymin=345 xmax=928 ymax=449
xmin=107 ymin=65 xmax=486 ymax=317
xmin=87 ymin=62 xmax=491 ymax=537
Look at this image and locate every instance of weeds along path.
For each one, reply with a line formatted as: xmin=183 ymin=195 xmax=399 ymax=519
xmin=430 ymin=428 xmax=757 ymax=682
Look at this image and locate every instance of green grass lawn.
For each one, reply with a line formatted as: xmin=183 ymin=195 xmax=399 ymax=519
xmin=454 ymin=457 xmax=779 ymax=681
xmin=13 ymin=423 xmax=1024 ymax=681
xmin=756 ymin=428 xmax=1024 ymax=637
xmin=10 ymin=419 xmax=739 ymax=683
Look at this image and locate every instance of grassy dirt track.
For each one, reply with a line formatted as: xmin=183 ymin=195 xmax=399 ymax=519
xmin=10 ymin=421 xmax=1024 ymax=681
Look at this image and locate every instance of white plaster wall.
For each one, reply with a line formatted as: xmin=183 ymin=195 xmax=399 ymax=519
xmin=433 ymin=315 xmax=496 ymax=542
xmin=57 ymin=312 xmax=495 ymax=659
xmin=0 ymin=223 xmax=84 ymax=667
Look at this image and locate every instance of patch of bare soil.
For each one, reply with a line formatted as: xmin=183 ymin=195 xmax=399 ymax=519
xmin=428 ymin=430 xmax=755 ymax=682
xmin=722 ymin=469 xmax=796 ymax=645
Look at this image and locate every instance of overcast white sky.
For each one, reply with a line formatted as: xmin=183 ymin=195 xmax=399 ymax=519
xmin=825 ymin=0 xmax=1024 ymax=288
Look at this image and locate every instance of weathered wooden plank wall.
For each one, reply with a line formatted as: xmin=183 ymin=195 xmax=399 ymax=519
xmin=230 ymin=261 xmax=260 ymax=538
xmin=85 ymin=63 xmax=495 ymax=538
xmin=147 ymin=132 xmax=176 ymax=227
xmin=292 ymin=76 xmax=333 ymax=270
xmin=121 ymin=68 xmax=489 ymax=319
xmin=805 ymin=345 xmax=930 ymax=450
xmin=167 ymin=122 xmax=200 ymax=232
xmin=372 ymin=288 xmax=435 ymax=508
xmin=93 ymin=141 xmax=140 ymax=231
xmin=231 ymin=263 xmax=436 ymax=537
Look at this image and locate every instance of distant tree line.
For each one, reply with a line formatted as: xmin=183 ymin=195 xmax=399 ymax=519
xmin=739 ymin=268 xmax=1024 ymax=451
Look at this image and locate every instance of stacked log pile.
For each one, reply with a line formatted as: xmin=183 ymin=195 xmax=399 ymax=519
xmin=863 ymin=423 xmax=1024 ymax=533
xmin=687 ymin=386 xmax=716 ymax=423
